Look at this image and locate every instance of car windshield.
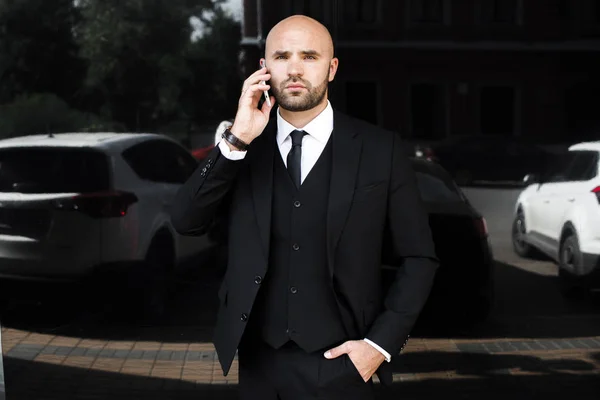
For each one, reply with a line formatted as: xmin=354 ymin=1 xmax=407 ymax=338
xmin=0 ymin=147 xmax=110 ymax=193
xmin=414 ymin=168 xmax=465 ymax=203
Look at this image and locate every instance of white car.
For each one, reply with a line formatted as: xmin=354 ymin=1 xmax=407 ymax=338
xmin=0 ymin=132 xmax=215 ymax=285
xmin=511 ymin=141 xmax=600 ymax=296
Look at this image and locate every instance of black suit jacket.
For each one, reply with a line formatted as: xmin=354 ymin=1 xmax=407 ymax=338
xmin=171 ymin=111 xmax=439 ymax=386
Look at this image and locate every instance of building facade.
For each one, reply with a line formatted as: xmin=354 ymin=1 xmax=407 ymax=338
xmin=240 ymin=0 xmax=600 ymax=144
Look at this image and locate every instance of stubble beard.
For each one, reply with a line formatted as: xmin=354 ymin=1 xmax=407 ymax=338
xmin=272 ymin=75 xmax=330 ymax=112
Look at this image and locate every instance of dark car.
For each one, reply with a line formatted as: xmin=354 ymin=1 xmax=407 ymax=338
xmin=382 ymin=159 xmax=495 ymax=325
xmin=417 ymin=135 xmax=550 ymax=186
xmin=206 ymin=157 xmax=495 ymax=325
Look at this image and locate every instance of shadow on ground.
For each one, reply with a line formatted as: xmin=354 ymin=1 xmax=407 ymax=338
xmin=413 ymin=260 xmax=600 ymax=339
xmin=3 ymin=350 xmax=599 ymax=399
xmin=1 ymin=259 xmax=599 ymax=344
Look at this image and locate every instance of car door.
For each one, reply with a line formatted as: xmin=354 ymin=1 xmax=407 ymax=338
xmin=526 ymin=152 xmax=574 ymax=239
xmin=120 ymin=141 xmax=170 ymax=260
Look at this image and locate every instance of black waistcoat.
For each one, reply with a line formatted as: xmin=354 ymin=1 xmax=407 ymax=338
xmin=248 ymin=136 xmax=347 ymax=352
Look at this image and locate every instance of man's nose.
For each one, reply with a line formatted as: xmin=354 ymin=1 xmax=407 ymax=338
xmin=287 ymin=58 xmax=304 ymax=77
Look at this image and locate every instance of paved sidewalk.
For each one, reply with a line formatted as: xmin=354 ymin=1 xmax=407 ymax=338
xmin=0 ymin=327 xmax=4 ymax=400
xmin=2 ymin=325 xmax=600 ymax=400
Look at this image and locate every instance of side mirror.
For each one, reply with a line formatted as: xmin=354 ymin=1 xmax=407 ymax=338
xmin=522 ymin=173 xmax=540 ymax=186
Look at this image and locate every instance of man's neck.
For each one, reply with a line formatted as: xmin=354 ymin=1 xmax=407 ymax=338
xmin=279 ymin=99 xmax=329 ymax=129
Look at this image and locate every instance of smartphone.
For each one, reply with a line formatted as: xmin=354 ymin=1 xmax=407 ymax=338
xmin=259 ymin=59 xmax=272 ymax=107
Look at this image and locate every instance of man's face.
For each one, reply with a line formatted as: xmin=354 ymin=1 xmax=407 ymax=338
xmin=263 ymin=26 xmax=338 ymax=112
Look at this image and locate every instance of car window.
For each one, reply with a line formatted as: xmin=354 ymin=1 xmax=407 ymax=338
xmin=564 ymin=150 xmax=598 ymax=182
xmin=415 ymin=170 xmax=465 ymax=203
xmin=543 ymin=152 xmax=576 ymax=183
xmin=0 ymin=147 xmax=110 ymax=193
xmin=543 ymin=150 xmax=599 ymax=183
xmin=161 ymin=142 xmax=198 ymax=184
xmin=123 ymin=139 xmax=198 ymax=184
xmin=122 ymin=141 xmax=166 ymax=183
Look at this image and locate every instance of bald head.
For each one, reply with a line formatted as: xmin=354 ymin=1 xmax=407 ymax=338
xmin=265 ymin=15 xmax=334 ymax=59
xmin=262 ymin=15 xmax=339 ymax=114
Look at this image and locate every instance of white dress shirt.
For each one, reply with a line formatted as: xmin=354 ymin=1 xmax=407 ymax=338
xmin=217 ymin=101 xmax=392 ymax=362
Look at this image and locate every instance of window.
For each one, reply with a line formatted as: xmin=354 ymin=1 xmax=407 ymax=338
xmin=480 ymin=86 xmax=516 ymax=136
xmin=122 ymin=141 xmax=164 ymax=183
xmin=410 ymin=83 xmax=447 ymax=140
xmin=343 ymin=0 xmax=380 ymax=25
xmin=544 ymin=151 xmax=599 ymax=183
xmin=564 ymin=151 xmax=599 ymax=182
xmin=0 ymin=148 xmax=110 ymax=193
xmin=123 ymin=140 xmax=197 ymax=184
xmin=582 ymin=0 xmax=600 ymax=26
xmin=544 ymin=153 xmax=575 ymax=183
xmin=161 ymin=142 xmax=198 ymax=184
xmin=479 ymin=0 xmax=520 ymax=25
xmin=290 ymin=0 xmax=331 ymax=24
xmin=410 ymin=0 xmax=445 ymax=24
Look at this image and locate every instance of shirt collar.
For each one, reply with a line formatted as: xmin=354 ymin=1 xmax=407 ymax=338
xmin=276 ymin=100 xmax=334 ymax=146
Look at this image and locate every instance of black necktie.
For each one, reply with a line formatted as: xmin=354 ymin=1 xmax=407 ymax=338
xmin=287 ymin=130 xmax=307 ymax=189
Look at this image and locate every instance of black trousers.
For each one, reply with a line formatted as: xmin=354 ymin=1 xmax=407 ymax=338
xmin=237 ymin=338 xmax=375 ymax=400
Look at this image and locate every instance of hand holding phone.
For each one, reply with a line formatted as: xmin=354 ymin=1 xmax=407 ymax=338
xmin=259 ymin=59 xmax=272 ymax=107
xmin=228 ymin=63 xmax=274 ymax=147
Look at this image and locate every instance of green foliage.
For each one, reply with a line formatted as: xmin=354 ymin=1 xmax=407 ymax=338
xmin=0 ymin=0 xmax=242 ymax=134
xmin=75 ymin=0 xmax=217 ymax=131
xmin=0 ymin=0 xmax=85 ymax=104
xmin=0 ymin=93 xmax=116 ymax=138
xmin=184 ymin=6 xmax=242 ymax=123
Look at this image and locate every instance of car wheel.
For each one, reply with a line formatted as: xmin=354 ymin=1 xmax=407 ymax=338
xmin=558 ymin=233 xmax=583 ymax=299
xmin=511 ymin=211 xmax=535 ymax=257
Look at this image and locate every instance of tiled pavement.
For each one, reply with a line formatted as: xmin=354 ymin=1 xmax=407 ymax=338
xmin=0 ymin=328 xmax=4 ymax=400
xmin=2 ymin=326 xmax=600 ymax=400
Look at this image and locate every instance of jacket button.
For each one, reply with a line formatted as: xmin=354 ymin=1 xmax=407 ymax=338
xmin=240 ymin=313 xmax=248 ymax=322
xmin=292 ymin=243 xmax=300 ymax=251
xmin=290 ymin=286 xmax=298 ymax=294
xmin=293 ymin=201 xmax=301 ymax=208
xmin=254 ymin=276 xmax=262 ymax=284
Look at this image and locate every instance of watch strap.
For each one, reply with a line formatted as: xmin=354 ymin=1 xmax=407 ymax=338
xmin=222 ymin=128 xmax=249 ymax=151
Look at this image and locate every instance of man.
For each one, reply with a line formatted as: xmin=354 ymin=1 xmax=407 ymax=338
xmin=171 ymin=15 xmax=438 ymax=400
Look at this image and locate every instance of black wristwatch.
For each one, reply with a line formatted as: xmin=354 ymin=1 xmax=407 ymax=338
xmin=222 ymin=128 xmax=249 ymax=151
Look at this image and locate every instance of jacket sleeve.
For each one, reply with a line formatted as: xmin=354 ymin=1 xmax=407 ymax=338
xmin=170 ymin=145 xmax=243 ymax=236
xmin=365 ymin=133 xmax=440 ymax=357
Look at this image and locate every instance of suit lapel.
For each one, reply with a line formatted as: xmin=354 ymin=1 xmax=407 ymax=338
xmin=326 ymin=112 xmax=362 ymax=277
xmin=250 ymin=119 xmax=277 ymax=261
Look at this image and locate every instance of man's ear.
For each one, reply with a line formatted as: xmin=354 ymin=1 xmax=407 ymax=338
xmin=328 ymin=57 xmax=339 ymax=82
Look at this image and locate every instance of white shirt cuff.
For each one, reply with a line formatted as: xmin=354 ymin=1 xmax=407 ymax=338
xmin=218 ymin=140 xmax=247 ymax=160
xmin=363 ymin=338 xmax=391 ymax=362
